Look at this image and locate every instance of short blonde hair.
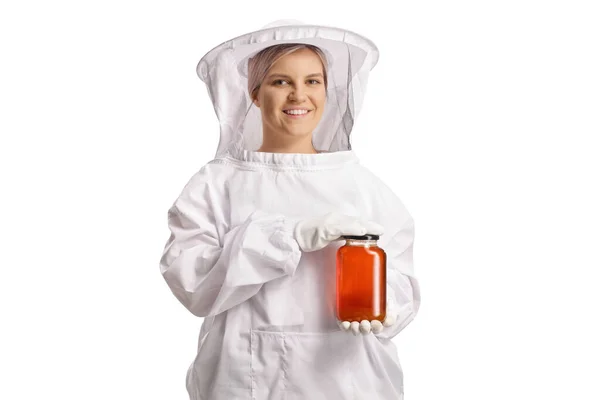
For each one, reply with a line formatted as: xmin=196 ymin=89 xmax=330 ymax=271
xmin=247 ymin=44 xmax=328 ymax=101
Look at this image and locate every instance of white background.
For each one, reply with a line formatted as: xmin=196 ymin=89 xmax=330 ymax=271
xmin=1 ymin=1 xmax=599 ymax=399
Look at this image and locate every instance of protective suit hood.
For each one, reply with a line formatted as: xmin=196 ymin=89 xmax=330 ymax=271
xmin=196 ymin=20 xmax=379 ymax=157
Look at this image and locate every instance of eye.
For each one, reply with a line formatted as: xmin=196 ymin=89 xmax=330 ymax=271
xmin=308 ymin=79 xmax=321 ymax=85
xmin=273 ymin=79 xmax=288 ymax=86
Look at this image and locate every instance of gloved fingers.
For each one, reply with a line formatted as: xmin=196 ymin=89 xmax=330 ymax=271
xmin=340 ymin=320 xmax=385 ymax=335
xmin=328 ymin=221 xmax=366 ymax=239
xmin=361 ymin=220 xmax=385 ymax=236
xmin=383 ymin=312 xmax=397 ymax=327
xmin=359 ymin=320 xmax=371 ymax=334
xmin=371 ymin=320 xmax=384 ymax=334
xmin=332 ymin=220 xmax=383 ymax=238
xmin=338 ymin=320 xmax=351 ymax=331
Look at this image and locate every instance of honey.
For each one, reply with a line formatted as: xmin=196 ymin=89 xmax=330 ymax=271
xmin=336 ymin=234 xmax=386 ymax=322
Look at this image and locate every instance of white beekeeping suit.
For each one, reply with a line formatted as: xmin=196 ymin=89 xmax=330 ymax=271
xmin=160 ymin=19 xmax=420 ymax=400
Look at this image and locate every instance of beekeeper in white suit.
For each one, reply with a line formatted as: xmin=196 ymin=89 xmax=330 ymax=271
xmin=159 ymin=19 xmax=420 ymax=400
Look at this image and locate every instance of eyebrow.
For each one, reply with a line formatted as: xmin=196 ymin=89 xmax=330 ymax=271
xmin=267 ymin=73 xmax=324 ymax=79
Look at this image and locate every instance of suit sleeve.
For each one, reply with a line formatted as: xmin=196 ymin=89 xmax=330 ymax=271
xmin=159 ymin=169 xmax=302 ymax=318
xmin=354 ymin=166 xmax=420 ymax=340
xmin=374 ymin=215 xmax=420 ymax=340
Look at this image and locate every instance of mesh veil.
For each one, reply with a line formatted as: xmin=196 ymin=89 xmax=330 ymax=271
xmin=196 ymin=21 xmax=379 ymax=158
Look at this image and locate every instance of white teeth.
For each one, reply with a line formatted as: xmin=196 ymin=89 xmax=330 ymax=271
xmin=284 ymin=109 xmax=309 ymax=115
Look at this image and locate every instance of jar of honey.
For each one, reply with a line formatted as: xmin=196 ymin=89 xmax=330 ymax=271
xmin=336 ymin=234 xmax=386 ymax=323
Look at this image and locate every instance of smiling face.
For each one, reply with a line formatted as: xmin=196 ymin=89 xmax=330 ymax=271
xmin=252 ymin=48 xmax=327 ymax=144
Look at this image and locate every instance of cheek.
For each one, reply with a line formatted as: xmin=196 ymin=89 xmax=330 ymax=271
xmin=315 ymin=97 xmax=326 ymax=114
xmin=315 ymin=90 xmax=326 ymax=108
xmin=264 ymin=94 xmax=285 ymax=114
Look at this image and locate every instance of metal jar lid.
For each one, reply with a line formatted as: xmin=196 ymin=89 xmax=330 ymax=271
xmin=341 ymin=234 xmax=379 ymax=240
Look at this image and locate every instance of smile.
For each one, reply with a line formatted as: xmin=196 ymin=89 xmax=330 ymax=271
xmin=283 ymin=109 xmax=312 ymax=118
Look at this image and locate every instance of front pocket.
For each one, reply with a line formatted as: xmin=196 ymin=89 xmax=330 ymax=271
xmin=250 ymin=329 xmax=356 ymax=399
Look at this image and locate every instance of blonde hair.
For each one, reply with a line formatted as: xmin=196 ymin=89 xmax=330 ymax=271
xmin=247 ymin=44 xmax=328 ymax=102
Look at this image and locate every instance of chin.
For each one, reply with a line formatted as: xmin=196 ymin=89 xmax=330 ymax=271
xmin=285 ymin=130 xmax=313 ymax=138
xmin=286 ymin=125 xmax=316 ymax=135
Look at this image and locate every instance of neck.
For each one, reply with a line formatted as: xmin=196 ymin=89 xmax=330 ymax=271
xmin=257 ymin=131 xmax=318 ymax=154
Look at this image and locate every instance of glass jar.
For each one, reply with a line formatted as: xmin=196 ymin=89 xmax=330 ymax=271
xmin=336 ymin=234 xmax=386 ymax=322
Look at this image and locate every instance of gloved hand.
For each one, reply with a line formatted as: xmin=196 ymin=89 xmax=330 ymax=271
xmin=337 ymin=301 xmax=399 ymax=336
xmin=337 ymin=314 xmax=396 ymax=335
xmin=293 ymin=212 xmax=384 ymax=253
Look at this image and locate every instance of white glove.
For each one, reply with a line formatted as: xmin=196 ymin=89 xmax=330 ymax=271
xmin=338 ymin=314 xmax=396 ymax=336
xmin=338 ymin=301 xmax=399 ymax=336
xmin=293 ymin=212 xmax=384 ymax=253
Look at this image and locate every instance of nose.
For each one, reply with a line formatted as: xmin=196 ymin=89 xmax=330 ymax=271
xmin=288 ymin=85 xmax=308 ymax=102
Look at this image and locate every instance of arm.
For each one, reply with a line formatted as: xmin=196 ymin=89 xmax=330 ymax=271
xmin=346 ymin=165 xmax=421 ymax=339
xmin=159 ymin=170 xmax=301 ymax=318
xmin=374 ymin=215 xmax=421 ymax=340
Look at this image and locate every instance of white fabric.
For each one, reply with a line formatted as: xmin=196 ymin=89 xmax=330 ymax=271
xmin=160 ymin=20 xmax=420 ymax=400
xmin=293 ymin=211 xmax=384 ymax=252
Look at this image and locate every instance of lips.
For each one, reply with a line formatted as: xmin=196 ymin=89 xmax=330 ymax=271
xmin=283 ymin=109 xmax=312 ymax=118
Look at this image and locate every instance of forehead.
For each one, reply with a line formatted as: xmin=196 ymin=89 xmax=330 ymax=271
xmin=269 ymin=48 xmax=324 ymax=73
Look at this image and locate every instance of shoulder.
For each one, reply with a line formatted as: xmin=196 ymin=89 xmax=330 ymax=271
xmin=179 ymin=159 xmax=235 ymax=186
xmin=349 ymin=164 xmax=403 ymax=200
xmin=172 ymin=160 xmax=235 ymax=206
xmin=349 ymin=163 xmax=413 ymax=228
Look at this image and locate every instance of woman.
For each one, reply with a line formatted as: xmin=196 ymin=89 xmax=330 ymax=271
xmin=160 ymin=20 xmax=420 ymax=399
